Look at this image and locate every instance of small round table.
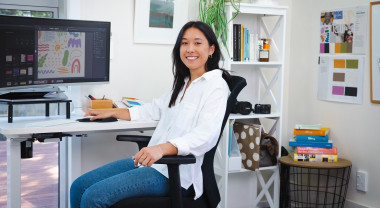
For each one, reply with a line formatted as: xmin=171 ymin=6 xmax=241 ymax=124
xmin=279 ymin=155 xmax=352 ymax=208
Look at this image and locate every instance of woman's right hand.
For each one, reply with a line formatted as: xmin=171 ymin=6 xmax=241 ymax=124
xmin=84 ymin=108 xmax=131 ymax=121
xmin=84 ymin=109 xmax=116 ymax=121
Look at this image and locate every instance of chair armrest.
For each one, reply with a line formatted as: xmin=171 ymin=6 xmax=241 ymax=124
xmin=116 ymin=135 xmax=151 ymax=150
xmin=116 ymin=135 xmax=151 ymax=142
xmin=116 ymin=135 xmax=196 ymax=164
xmin=156 ymin=155 xmax=196 ymax=165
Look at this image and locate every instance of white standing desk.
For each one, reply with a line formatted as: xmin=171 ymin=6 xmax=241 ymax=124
xmin=0 ymin=116 xmax=158 ymax=208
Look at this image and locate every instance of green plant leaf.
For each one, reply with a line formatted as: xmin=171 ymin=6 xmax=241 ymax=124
xmin=199 ymin=0 xmax=240 ymax=57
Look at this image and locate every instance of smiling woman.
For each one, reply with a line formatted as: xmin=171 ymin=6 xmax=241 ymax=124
xmin=70 ymin=21 xmax=231 ymax=208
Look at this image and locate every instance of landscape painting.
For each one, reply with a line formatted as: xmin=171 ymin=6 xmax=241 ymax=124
xmin=149 ymin=0 xmax=174 ymax=28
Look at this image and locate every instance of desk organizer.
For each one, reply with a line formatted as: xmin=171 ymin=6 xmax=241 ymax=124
xmin=86 ymin=99 xmax=113 ymax=110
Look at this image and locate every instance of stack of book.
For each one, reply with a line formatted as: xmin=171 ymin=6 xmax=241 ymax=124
xmin=289 ymin=124 xmax=337 ymax=162
xmin=114 ymin=97 xmax=143 ymax=109
xmin=121 ymin=97 xmax=142 ymax=108
xmin=233 ymin=24 xmax=259 ymax=62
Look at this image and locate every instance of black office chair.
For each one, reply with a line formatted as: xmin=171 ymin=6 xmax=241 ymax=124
xmin=111 ymin=75 xmax=247 ymax=208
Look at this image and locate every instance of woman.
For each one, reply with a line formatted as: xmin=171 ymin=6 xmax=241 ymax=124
xmin=70 ymin=21 xmax=230 ymax=208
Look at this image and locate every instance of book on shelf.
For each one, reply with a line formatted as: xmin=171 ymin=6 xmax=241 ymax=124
xmin=233 ymin=23 xmax=260 ymax=62
xmin=241 ymin=25 xmax=244 ymax=61
xmin=233 ymin=24 xmax=238 ymax=61
xmin=244 ymin=28 xmax=250 ymax=61
xmin=291 ymin=153 xmax=338 ymax=162
xmin=289 ymin=138 xmax=333 ymax=148
xmin=295 ymin=134 xmax=329 ymax=142
xmin=295 ymin=124 xmax=321 ymax=130
xmin=294 ymin=127 xmax=330 ymax=136
xmin=297 ymin=146 xmax=338 ymax=155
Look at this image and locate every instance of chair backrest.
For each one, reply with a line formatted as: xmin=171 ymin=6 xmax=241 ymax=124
xmin=201 ymin=75 xmax=247 ymax=208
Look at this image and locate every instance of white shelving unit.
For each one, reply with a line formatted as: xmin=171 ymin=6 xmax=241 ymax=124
xmin=215 ymin=3 xmax=287 ymax=208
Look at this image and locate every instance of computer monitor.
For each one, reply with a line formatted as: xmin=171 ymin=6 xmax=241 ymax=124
xmin=0 ymin=15 xmax=110 ymax=99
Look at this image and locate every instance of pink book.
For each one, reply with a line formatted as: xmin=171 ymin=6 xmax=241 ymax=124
xmin=297 ymin=146 xmax=337 ymax=155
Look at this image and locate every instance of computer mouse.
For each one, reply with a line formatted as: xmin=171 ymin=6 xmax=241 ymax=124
xmin=77 ymin=117 xmax=118 ymax=122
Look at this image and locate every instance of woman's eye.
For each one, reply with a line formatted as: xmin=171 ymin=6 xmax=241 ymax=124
xmin=195 ymin=42 xmax=201 ymax=45
xmin=181 ymin=42 xmax=188 ymax=45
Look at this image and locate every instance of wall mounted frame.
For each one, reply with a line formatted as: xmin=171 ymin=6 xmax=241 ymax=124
xmin=134 ymin=0 xmax=188 ymax=44
xmin=370 ymin=1 xmax=380 ymax=103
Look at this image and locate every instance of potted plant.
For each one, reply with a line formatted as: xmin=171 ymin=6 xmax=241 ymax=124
xmin=199 ymin=0 xmax=240 ymax=56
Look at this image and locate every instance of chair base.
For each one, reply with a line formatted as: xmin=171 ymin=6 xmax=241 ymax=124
xmin=111 ymin=195 xmax=209 ymax=208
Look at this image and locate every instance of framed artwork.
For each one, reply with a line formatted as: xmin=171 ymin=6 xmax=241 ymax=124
xmin=370 ymin=1 xmax=380 ymax=103
xmin=134 ymin=0 xmax=188 ymax=44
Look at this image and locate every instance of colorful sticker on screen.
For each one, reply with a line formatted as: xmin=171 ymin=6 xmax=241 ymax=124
xmin=37 ymin=31 xmax=85 ymax=79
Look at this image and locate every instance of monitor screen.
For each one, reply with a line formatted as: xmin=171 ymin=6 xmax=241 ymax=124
xmin=0 ymin=15 xmax=110 ymax=91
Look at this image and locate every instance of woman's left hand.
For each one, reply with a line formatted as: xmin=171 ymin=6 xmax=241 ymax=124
xmin=133 ymin=145 xmax=164 ymax=167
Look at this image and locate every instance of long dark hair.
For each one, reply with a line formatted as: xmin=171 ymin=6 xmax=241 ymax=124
xmin=169 ymin=21 xmax=231 ymax=107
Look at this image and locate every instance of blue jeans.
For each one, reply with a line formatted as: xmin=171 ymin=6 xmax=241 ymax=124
xmin=70 ymin=157 xmax=194 ymax=208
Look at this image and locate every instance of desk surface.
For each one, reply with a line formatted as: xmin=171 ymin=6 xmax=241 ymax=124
xmin=0 ymin=116 xmax=158 ymax=137
xmin=279 ymin=155 xmax=352 ymax=169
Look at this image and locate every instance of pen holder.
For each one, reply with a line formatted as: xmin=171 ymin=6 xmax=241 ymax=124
xmin=86 ymin=99 xmax=113 ymax=110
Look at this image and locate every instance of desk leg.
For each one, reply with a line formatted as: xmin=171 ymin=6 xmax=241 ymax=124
xmin=8 ymin=104 xmax=13 ymax=123
xmin=46 ymin=103 xmax=50 ymax=117
xmin=7 ymin=139 xmax=21 ymax=208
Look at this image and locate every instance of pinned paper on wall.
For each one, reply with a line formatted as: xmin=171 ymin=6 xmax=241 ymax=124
xmin=320 ymin=6 xmax=368 ymax=54
xmin=317 ymin=56 xmax=364 ymax=104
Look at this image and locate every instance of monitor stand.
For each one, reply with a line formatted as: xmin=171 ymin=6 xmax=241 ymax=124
xmin=0 ymin=91 xmax=50 ymax=100
xmin=0 ymin=86 xmax=67 ymax=100
xmin=0 ymin=87 xmax=72 ymax=123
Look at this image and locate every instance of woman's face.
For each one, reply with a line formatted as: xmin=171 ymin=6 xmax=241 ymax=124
xmin=180 ymin=27 xmax=215 ymax=73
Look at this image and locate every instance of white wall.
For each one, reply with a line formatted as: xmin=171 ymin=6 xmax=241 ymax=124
xmin=79 ymin=0 xmax=173 ymax=103
xmin=287 ymin=0 xmax=380 ymax=207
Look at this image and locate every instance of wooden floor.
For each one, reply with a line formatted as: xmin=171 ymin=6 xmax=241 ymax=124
xmin=0 ymin=141 xmax=59 ymax=208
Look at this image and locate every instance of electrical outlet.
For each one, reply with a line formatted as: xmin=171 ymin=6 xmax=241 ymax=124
xmin=356 ymin=170 xmax=368 ymax=192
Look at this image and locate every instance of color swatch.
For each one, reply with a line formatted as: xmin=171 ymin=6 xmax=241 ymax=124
xmin=331 ymin=57 xmax=360 ymax=99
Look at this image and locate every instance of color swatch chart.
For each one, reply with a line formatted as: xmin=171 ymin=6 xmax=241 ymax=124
xmin=318 ymin=56 xmax=364 ymax=104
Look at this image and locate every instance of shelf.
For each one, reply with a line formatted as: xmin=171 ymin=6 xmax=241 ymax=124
xmin=230 ymin=61 xmax=282 ymax=66
xmin=215 ymin=165 xmax=278 ymax=176
xmin=217 ymin=4 xmax=286 ymax=207
xmin=229 ymin=113 xmax=280 ymax=120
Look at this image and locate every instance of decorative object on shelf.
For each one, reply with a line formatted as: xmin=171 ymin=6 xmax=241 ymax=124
xmin=134 ymin=0 xmax=188 ymax=44
xmin=259 ymin=38 xmax=270 ymax=62
xmin=370 ymin=1 xmax=380 ymax=103
xmin=199 ymin=0 xmax=240 ymax=55
xmin=259 ymin=132 xmax=279 ymax=167
xmin=233 ymin=122 xmax=261 ymax=171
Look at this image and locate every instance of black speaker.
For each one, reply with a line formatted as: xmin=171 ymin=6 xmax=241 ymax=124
xmin=232 ymin=101 xmax=253 ymax=115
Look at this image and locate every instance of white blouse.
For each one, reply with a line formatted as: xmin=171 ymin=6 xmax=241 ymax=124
xmin=129 ymin=69 xmax=229 ymax=199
